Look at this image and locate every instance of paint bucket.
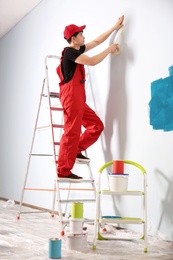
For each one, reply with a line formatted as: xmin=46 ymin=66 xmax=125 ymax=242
xmin=48 ymin=238 xmax=61 ymax=259
xmin=66 ymin=233 xmax=87 ymax=251
xmin=71 ymin=202 xmax=83 ymax=219
xmin=108 ymin=173 xmax=129 ymax=192
xmin=112 ymin=160 xmax=124 ymax=174
xmin=70 ymin=218 xmax=84 ymax=234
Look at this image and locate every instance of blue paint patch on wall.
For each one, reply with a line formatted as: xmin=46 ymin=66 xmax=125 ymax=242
xmin=149 ymin=66 xmax=173 ymax=131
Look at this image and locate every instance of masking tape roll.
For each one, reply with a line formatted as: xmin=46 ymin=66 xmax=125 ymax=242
xmin=112 ymin=160 xmax=124 ymax=174
xmin=112 ymin=26 xmax=124 ymax=55
xmin=71 ymin=202 xmax=83 ymax=219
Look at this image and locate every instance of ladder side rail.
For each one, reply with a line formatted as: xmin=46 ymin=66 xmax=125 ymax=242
xmin=51 ymin=180 xmax=57 ymax=217
xmin=56 ymin=181 xmax=64 ymax=232
xmin=63 ymin=182 xmax=72 ymax=218
xmin=143 ymin=173 xmax=148 ymax=252
xmin=87 ymin=163 xmax=97 ymax=198
xmin=17 ymin=79 xmax=46 ymax=218
xmin=45 ymin=56 xmax=60 ymax=215
xmin=93 ymin=170 xmax=102 ymax=248
xmin=124 ymin=159 xmax=148 ymax=251
xmin=84 ymin=149 xmax=97 ymax=197
xmin=45 ymin=56 xmax=57 ymax=175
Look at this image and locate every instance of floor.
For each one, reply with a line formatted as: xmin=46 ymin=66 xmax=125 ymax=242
xmin=0 ymin=200 xmax=173 ymax=260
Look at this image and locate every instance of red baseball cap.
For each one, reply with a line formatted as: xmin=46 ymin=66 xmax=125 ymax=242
xmin=64 ymin=24 xmax=86 ymax=40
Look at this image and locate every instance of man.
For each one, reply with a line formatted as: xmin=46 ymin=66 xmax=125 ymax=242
xmin=56 ymin=15 xmax=124 ymax=181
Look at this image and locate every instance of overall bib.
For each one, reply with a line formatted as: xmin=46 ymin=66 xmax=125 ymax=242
xmin=56 ymin=51 xmax=104 ymax=177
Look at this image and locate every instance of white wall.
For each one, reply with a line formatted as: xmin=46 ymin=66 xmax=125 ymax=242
xmin=0 ymin=0 xmax=173 ymax=241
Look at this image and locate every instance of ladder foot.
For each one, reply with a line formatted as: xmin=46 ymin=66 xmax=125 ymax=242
xmin=60 ymin=230 xmax=65 ymax=236
xmin=16 ymin=215 xmax=20 ymax=220
xmin=102 ymin=227 xmax=107 ymax=232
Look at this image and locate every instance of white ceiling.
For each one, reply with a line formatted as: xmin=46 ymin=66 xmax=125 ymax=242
xmin=0 ymin=0 xmax=42 ymax=39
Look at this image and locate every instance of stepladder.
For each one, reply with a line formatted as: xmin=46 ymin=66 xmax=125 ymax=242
xmin=17 ymin=55 xmax=97 ymax=235
xmin=93 ymin=160 xmax=148 ymax=253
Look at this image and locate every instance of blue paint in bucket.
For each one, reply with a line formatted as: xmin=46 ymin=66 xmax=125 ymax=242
xmin=48 ymin=238 xmax=61 ymax=259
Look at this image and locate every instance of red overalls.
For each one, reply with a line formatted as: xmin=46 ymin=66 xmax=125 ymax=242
xmin=56 ymin=50 xmax=104 ymax=177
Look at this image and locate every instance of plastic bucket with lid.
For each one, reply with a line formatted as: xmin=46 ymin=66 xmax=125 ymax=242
xmin=66 ymin=233 xmax=87 ymax=251
xmin=69 ymin=218 xmax=84 ymax=234
xmin=108 ymin=173 xmax=129 ymax=191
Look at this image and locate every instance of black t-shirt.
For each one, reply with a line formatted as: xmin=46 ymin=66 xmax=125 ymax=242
xmin=62 ymin=45 xmax=85 ymax=83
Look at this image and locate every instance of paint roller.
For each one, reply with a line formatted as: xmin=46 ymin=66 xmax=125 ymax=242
xmin=112 ymin=26 xmax=124 ymax=55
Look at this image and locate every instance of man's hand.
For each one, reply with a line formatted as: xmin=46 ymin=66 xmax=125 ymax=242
xmin=110 ymin=43 xmax=120 ymax=55
xmin=115 ymin=15 xmax=124 ymax=30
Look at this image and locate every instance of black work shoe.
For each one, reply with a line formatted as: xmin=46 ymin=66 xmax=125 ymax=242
xmin=58 ymin=173 xmax=83 ymax=182
xmin=76 ymin=154 xmax=90 ymax=163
